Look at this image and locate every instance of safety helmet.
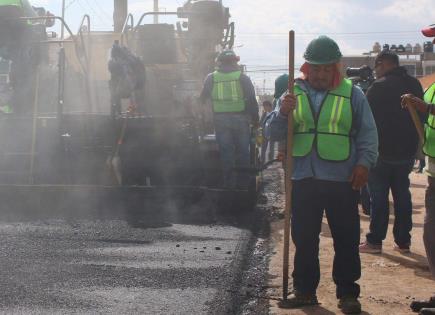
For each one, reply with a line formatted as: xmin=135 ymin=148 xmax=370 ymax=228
xmin=422 ymin=24 xmax=435 ymax=44
xmin=303 ymin=35 xmax=342 ymax=65
xmin=422 ymin=24 xmax=435 ymax=37
xmin=274 ymin=74 xmax=289 ymax=99
xmin=216 ymin=50 xmax=240 ymax=63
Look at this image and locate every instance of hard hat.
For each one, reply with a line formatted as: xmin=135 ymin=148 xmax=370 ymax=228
xmin=422 ymin=24 xmax=435 ymax=37
xmin=303 ymin=35 xmax=342 ymax=65
xmin=217 ymin=50 xmax=240 ymax=63
xmin=274 ymin=74 xmax=289 ymax=99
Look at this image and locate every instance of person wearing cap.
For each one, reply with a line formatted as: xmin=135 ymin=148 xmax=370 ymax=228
xmin=359 ymin=50 xmax=424 ymax=254
xmin=270 ymin=36 xmax=378 ymax=314
xmin=200 ymin=50 xmax=259 ymax=189
xmin=402 ymin=24 xmax=435 ymax=315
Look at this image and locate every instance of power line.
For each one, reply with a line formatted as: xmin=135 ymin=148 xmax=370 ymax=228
xmin=91 ymin=0 xmax=112 ymax=21
xmin=82 ymin=0 xmax=111 ymax=25
xmin=238 ymin=30 xmax=420 ymax=36
xmin=65 ymin=0 xmax=79 ymax=10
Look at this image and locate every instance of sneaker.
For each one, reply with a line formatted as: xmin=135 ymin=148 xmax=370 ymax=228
xmin=420 ymin=308 xmax=435 ymax=315
xmin=338 ymin=296 xmax=362 ymax=314
xmin=411 ymin=297 xmax=435 ymax=312
xmin=394 ymin=243 xmax=411 ymax=253
xmin=359 ymin=241 xmax=382 ymax=254
xmin=278 ymin=292 xmax=319 ymax=309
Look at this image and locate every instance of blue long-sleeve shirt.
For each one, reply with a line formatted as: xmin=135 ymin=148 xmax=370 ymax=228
xmin=269 ymin=79 xmax=378 ymax=182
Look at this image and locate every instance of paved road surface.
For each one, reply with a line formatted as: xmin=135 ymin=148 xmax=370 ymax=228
xmin=0 ymin=198 xmax=264 ymax=314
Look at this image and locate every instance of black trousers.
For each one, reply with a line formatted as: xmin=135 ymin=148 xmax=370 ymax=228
xmin=291 ymin=178 xmax=361 ymax=298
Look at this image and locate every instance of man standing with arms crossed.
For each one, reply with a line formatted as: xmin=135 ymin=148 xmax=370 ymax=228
xmin=270 ymin=36 xmax=378 ymax=314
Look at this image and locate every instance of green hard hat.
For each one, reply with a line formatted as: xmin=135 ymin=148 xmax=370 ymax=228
xmin=274 ymin=74 xmax=289 ymax=98
xmin=217 ymin=50 xmax=240 ymax=62
xmin=303 ymin=35 xmax=342 ymax=65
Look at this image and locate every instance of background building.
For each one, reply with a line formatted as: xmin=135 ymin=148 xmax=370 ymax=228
xmin=342 ymin=41 xmax=435 ymax=83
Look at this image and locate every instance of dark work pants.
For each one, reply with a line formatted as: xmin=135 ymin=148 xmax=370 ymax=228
xmin=366 ymin=159 xmax=413 ymax=246
xmin=291 ymin=178 xmax=361 ymax=298
xmin=425 ymin=176 xmax=435 ymax=278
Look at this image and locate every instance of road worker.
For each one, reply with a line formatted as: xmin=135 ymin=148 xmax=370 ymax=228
xmin=270 ymin=36 xmax=378 ymax=314
xmin=402 ymin=24 xmax=435 ymax=315
xmin=200 ymin=50 xmax=259 ymax=189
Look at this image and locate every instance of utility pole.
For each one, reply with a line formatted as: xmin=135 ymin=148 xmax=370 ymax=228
xmin=154 ymin=0 xmax=159 ymax=24
xmin=114 ymin=0 xmax=128 ymax=32
xmin=61 ymin=0 xmax=65 ymax=39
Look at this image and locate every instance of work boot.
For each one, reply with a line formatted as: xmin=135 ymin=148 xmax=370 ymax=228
xmin=359 ymin=241 xmax=382 ymax=254
xmin=393 ymin=242 xmax=411 ymax=254
xmin=411 ymin=297 xmax=435 ymax=312
xmin=278 ymin=292 xmax=319 ymax=309
xmin=420 ymin=308 xmax=435 ymax=315
xmin=338 ymin=296 xmax=362 ymax=314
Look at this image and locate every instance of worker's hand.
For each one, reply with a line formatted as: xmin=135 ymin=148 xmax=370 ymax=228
xmin=349 ymin=165 xmax=369 ymax=191
xmin=401 ymin=94 xmax=427 ymax=113
xmin=279 ymin=93 xmax=297 ymax=116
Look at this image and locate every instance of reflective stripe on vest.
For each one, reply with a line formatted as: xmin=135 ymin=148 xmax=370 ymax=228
xmin=292 ymin=79 xmax=353 ymax=161
xmin=423 ymin=83 xmax=435 ymax=157
xmin=211 ymin=71 xmax=246 ymax=113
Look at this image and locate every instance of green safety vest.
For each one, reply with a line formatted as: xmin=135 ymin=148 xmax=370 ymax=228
xmin=0 ymin=0 xmax=36 ymax=18
xmin=211 ymin=71 xmax=246 ymax=113
xmin=423 ymin=83 xmax=435 ymax=157
xmin=292 ymin=78 xmax=353 ymax=161
xmin=0 ymin=0 xmax=22 ymax=6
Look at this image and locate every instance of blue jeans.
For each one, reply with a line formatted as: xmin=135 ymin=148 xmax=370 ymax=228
xmin=360 ymin=185 xmax=371 ymax=214
xmin=214 ymin=114 xmax=251 ymax=188
xmin=366 ymin=159 xmax=413 ymax=246
xmin=261 ymin=139 xmax=276 ymax=164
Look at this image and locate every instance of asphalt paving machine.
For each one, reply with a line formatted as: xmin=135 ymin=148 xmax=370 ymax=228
xmin=0 ymin=0 xmax=260 ymax=218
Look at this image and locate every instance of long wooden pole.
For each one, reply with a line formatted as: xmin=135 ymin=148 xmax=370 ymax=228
xmin=61 ymin=0 xmax=65 ymax=39
xmin=154 ymin=0 xmax=159 ymax=24
xmin=408 ymin=105 xmax=424 ymax=143
xmin=282 ymin=30 xmax=295 ymax=300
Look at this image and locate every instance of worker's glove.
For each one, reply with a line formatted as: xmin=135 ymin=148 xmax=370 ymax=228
xmin=401 ymin=94 xmax=427 ymax=113
xmin=255 ymin=127 xmax=264 ymax=145
xmin=279 ymin=93 xmax=297 ymax=116
xmin=349 ymin=165 xmax=369 ymax=191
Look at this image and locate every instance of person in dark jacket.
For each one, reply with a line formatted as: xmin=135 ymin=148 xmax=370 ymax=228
xmin=360 ymin=50 xmax=424 ymax=254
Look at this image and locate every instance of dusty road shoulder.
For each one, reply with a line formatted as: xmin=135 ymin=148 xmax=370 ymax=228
xmin=266 ymin=171 xmax=433 ymax=315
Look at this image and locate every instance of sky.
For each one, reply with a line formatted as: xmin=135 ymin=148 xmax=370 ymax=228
xmin=30 ymin=0 xmax=433 ymax=92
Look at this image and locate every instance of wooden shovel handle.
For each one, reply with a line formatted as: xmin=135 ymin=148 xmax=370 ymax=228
xmin=282 ymin=30 xmax=295 ymax=300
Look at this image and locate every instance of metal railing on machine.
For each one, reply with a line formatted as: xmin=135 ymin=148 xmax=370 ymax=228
xmin=13 ymin=15 xmax=95 ymax=183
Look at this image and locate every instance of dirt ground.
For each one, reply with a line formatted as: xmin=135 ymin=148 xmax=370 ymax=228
xmin=266 ymin=169 xmax=434 ymax=315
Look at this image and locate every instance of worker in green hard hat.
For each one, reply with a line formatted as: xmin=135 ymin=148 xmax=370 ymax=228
xmin=200 ymin=50 xmax=259 ymax=189
xmin=270 ymin=35 xmax=378 ymax=314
